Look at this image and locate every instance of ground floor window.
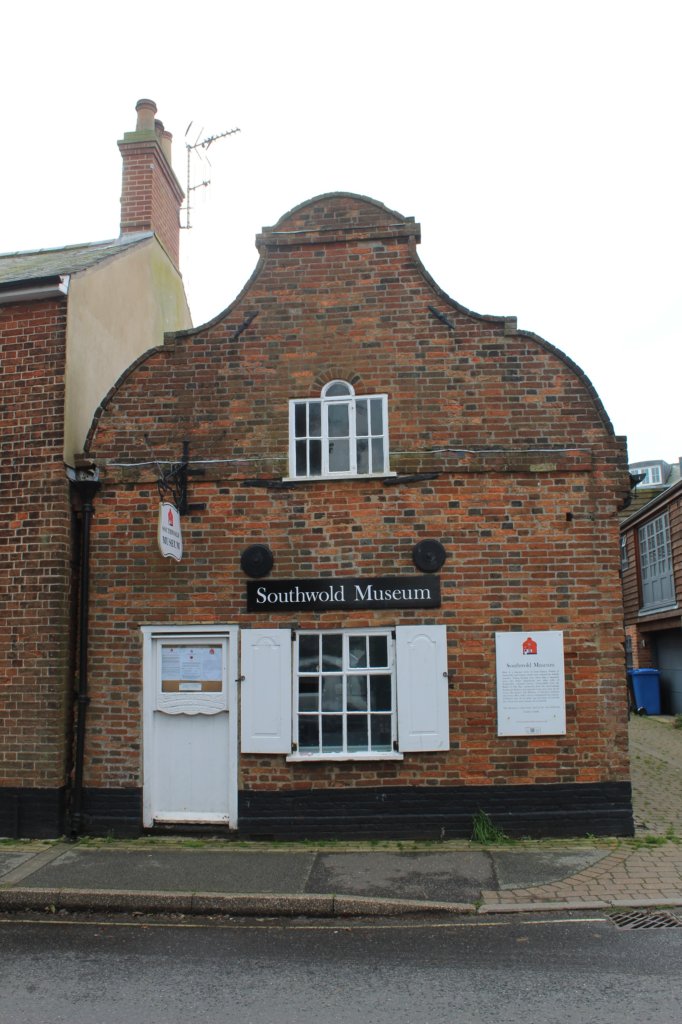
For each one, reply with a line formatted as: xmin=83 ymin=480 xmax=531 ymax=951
xmin=241 ymin=624 xmax=449 ymax=759
xmin=295 ymin=630 xmax=395 ymax=755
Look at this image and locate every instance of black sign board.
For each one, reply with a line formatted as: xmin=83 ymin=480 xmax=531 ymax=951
xmin=247 ymin=576 xmax=440 ymax=613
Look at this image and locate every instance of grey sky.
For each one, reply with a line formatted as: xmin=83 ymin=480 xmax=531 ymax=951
xmin=3 ymin=0 xmax=679 ymax=464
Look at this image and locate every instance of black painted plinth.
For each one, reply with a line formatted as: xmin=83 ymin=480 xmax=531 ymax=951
xmin=237 ymin=782 xmax=634 ymax=840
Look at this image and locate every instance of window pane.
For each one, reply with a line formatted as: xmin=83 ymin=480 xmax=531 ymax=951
xmin=299 ymin=634 xmax=319 ymax=672
xmin=328 ymin=403 xmax=349 ymax=437
xmin=347 ymin=675 xmax=367 ymax=710
xmin=309 ymin=402 xmax=321 ymax=437
xmin=347 ymin=716 xmax=368 ymax=752
xmin=321 ymin=675 xmax=343 ymax=711
xmin=370 ymin=398 xmax=383 ymax=435
xmin=322 ymin=715 xmax=343 ymax=752
xmin=309 ymin=439 xmax=322 ymax=476
xmin=298 ymin=680 xmax=319 ymax=712
xmin=369 ymin=635 xmax=388 ymax=667
xmin=371 ymin=438 xmax=384 ymax=473
xmin=295 ymin=440 xmax=307 ymax=476
xmin=329 ymin=438 xmax=350 ymax=472
xmin=370 ymin=675 xmax=392 ymax=711
xmin=299 ymin=716 xmax=319 ymax=751
xmin=294 ymin=403 xmax=307 ymax=438
xmin=326 ymin=382 xmax=352 ymax=397
xmin=356 ymin=438 xmax=369 ymax=474
xmin=322 ymin=633 xmax=342 ymax=670
xmin=356 ymin=399 xmax=368 ymax=436
xmin=370 ymin=715 xmax=392 ymax=751
xmin=348 ymin=635 xmax=367 ymax=668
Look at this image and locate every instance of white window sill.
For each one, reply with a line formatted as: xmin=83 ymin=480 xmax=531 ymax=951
xmin=283 ymin=471 xmax=397 ymax=483
xmin=286 ymin=752 xmax=404 ymax=763
xmin=638 ymin=603 xmax=678 ymax=617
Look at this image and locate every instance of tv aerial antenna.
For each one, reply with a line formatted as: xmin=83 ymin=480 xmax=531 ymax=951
xmin=181 ymin=122 xmax=240 ymax=229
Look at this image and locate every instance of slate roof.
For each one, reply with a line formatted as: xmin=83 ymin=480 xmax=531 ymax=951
xmin=0 ymin=233 xmax=153 ymax=287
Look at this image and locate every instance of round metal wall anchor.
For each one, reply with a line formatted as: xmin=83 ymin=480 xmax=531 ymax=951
xmin=412 ymin=539 xmax=447 ymax=573
xmin=240 ymin=544 xmax=274 ymax=578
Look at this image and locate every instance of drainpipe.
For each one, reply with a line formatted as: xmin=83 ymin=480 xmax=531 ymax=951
xmin=68 ymin=473 xmax=101 ymax=838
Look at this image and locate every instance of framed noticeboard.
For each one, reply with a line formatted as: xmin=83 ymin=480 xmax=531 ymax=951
xmin=160 ymin=644 xmax=224 ymax=694
xmin=495 ymin=631 xmax=566 ymax=736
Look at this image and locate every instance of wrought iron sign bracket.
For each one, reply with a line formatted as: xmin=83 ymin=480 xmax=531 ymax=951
xmin=157 ymin=441 xmax=206 ymax=515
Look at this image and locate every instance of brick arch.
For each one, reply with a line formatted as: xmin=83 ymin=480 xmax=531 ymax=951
xmin=313 ymin=369 xmax=363 ymax=393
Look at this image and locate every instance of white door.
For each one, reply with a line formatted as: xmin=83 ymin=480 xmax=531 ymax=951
xmin=142 ymin=628 xmax=238 ymax=827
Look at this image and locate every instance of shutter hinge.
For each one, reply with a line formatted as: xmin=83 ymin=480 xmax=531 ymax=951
xmin=292 ymin=741 xmax=298 ymax=752
xmin=393 ymin=739 xmax=399 ymax=752
xmin=391 ymin=629 xmax=396 ymax=639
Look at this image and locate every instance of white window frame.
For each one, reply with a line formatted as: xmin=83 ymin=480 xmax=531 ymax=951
xmin=288 ymin=380 xmax=392 ymax=480
xmin=636 ymin=465 xmax=663 ymax=487
xmin=291 ymin=627 xmax=399 ymax=761
xmin=639 ymin=512 xmax=676 ymax=612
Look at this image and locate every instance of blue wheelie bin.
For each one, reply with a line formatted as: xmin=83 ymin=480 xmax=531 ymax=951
xmin=628 ymin=668 xmax=661 ymax=715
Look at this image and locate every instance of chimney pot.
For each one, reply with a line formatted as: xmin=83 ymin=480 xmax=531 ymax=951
xmin=160 ymin=128 xmax=173 ymax=164
xmin=135 ymin=98 xmax=157 ymax=132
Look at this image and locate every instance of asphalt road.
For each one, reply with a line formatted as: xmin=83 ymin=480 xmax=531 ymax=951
xmin=1 ymin=912 xmax=681 ymax=1024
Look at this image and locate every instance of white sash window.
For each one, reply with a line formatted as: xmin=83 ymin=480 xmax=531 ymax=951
xmin=289 ymin=380 xmax=390 ymax=479
xmin=241 ymin=625 xmax=449 ymax=759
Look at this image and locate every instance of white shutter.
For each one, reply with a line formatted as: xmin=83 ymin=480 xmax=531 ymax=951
xmin=240 ymin=629 xmax=292 ymax=753
xmin=396 ymin=625 xmax=449 ymax=752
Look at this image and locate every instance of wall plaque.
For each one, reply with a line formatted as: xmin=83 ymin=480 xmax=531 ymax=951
xmin=496 ymin=630 xmax=566 ymax=736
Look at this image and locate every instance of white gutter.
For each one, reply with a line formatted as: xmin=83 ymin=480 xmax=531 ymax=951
xmin=0 ymin=274 xmax=70 ymax=303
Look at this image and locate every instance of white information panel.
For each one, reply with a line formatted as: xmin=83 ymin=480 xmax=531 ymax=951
xmin=496 ymin=631 xmax=566 ymax=736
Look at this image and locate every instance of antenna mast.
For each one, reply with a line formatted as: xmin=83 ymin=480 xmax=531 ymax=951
xmin=181 ymin=123 xmax=240 ymax=229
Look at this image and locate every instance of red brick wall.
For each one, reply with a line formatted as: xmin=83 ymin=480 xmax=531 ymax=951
xmin=0 ymin=298 xmax=72 ymax=789
xmin=85 ymin=194 xmax=631 ymax=795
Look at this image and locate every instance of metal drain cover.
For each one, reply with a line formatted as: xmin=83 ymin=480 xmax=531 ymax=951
xmin=609 ymin=909 xmax=682 ymax=930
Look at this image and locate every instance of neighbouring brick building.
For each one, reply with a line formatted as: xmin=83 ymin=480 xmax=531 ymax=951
xmin=621 ymin=464 xmax=682 ymax=713
xmin=77 ymin=192 xmax=635 ymax=839
xmin=0 ymin=100 xmax=191 ymax=837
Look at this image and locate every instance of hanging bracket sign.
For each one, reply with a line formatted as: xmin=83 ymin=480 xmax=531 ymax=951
xmin=158 ymin=502 xmax=183 ymax=561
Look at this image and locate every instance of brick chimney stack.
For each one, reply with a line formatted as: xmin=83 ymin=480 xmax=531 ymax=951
xmin=118 ymin=98 xmax=184 ymax=268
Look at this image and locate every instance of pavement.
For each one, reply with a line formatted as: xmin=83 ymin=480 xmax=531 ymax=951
xmin=1 ymin=715 xmax=681 ymax=919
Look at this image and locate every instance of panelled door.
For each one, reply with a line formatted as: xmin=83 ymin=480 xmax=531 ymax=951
xmin=142 ymin=627 xmax=238 ymax=828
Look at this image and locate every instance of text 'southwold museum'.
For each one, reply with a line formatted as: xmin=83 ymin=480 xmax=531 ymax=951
xmin=72 ymin=189 xmax=634 ymax=839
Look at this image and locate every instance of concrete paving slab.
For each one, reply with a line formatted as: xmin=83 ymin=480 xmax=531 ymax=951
xmin=490 ymin=849 xmax=611 ymax=889
xmin=307 ymin=851 xmax=494 ymax=902
xmin=19 ymin=849 xmax=317 ymax=894
xmin=0 ymin=849 xmax=43 ymax=879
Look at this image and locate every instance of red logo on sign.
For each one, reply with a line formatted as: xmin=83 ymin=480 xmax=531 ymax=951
xmin=523 ymin=637 xmax=538 ymax=655
xmin=168 ymin=508 xmax=174 ymax=526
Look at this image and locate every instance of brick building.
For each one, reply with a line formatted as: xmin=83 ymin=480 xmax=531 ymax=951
xmin=79 ymin=192 xmax=634 ymax=838
xmin=0 ymin=100 xmax=191 ymax=837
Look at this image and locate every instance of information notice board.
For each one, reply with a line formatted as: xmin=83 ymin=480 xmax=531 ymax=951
xmin=495 ymin=631 xmax=566 ymax=736
xmin=160 ymin=644 xmax=223 ymax=693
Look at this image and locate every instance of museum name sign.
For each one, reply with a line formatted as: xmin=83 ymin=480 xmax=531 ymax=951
xmin=247 ymin=576 xmax=440 ymax=612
